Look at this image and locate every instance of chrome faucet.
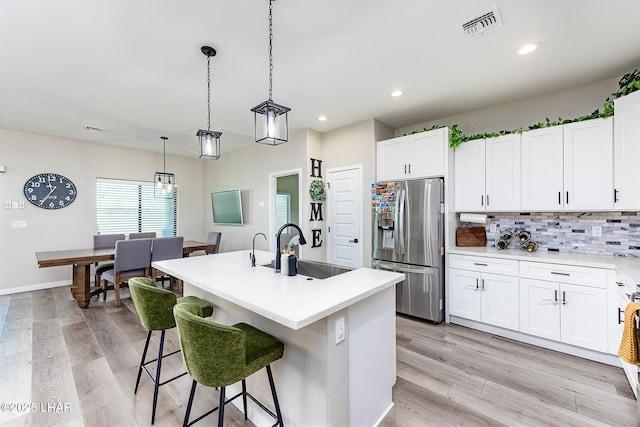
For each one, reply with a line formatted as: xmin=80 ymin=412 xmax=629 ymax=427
xmin=250 ymin=232 xmax=267 ymax=267
xmin=275 ymin=223 xmax=307 ymax=272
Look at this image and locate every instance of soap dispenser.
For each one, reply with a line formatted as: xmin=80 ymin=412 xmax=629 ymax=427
xmin=287 ymin=253 xmax=298 ymax=276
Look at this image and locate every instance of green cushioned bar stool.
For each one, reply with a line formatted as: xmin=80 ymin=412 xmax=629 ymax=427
xmin=173 ymin=302 xmax=285 ymax=427
xmin=128 ymin=278 xmax=214 ymax=425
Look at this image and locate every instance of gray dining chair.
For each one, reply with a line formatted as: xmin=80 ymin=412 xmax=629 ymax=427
xmin=150 ymin=236 xmax=184 ymax=292
xmin=130 ymin=232 xmax=157 ymax=239
xmin=102 ymin=238 xmax=152 ymax=307
xmin=205 ymin=231 xmax=222 ymax=254
xmin=93 ymin=233 xmax=126 ymax=298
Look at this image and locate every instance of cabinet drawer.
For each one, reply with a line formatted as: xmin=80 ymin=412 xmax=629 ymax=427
xmin=449 ymin=255 xmax=518 ymax=276
xmin=519 ymin=261 xmax=607 ymax=288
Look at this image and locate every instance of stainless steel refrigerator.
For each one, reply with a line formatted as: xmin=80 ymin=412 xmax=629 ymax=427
xmin=371 ymin=178 xmax=444 ymax=323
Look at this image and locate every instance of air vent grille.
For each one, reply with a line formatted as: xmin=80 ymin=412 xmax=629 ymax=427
xmin=458 ymin=6 xmax=503 ymax=39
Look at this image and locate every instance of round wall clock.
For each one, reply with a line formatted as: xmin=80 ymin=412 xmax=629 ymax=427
xmin=23 ymin=173 xmax=77 ymax=209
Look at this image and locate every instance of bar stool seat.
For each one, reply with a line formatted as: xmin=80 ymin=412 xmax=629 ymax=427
xmin=174 ymin=302 xmax=284 ymax=427
xmin=128 ymin=278 xmax=214 ymax=425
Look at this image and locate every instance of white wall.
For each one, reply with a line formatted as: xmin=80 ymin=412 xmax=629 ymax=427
xmin=396 ymin=77 xmax=620 ymax=137
xmin=0 ymin=129 xmax=204 ymax=292
xmin=202 ymin=129 xmax=308 ymax=256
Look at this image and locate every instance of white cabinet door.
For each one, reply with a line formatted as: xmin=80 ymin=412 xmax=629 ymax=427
xmin=481 ymin=273 xmax=519 ymax=331
xmin=485 ymin=134 xmax=521 ymax=211
xmin=563 ymin=118 xmax=613 ymax=210
xmin=521 ymin=126 xmax=564 ymax=211
xmin=407 ymin=128 xmax=446 ymax=178
xmin=454 ymin=139 xmax=485 ymax=211
xmin=449 ymin=269 xmax=481 ymax=321
xmin=377 ymin=137 xmax=407 ymax=181
xmin=560 ymin=283 xmax=608 ymax=352
xmin=519 ymin=278 xmax=561 ymax=341
xmin=614 ymin=91 xmax=640 ymax=210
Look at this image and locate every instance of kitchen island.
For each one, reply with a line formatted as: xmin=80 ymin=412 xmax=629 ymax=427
xmin=153 ymin=250 xmax=405 ymax=427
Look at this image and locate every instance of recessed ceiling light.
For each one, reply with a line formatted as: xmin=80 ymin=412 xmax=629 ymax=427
xmin=390 ymin=90 xmax=403 ymax=97
xmin=318 ymin=116 xmax=327 ymax=121
xmin=517 ymin=42 xmax=541 ymax=55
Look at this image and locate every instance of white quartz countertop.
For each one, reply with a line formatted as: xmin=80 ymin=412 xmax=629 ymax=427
xmin=153 ymin=250 xmax=404 ymax=330
xmin=449 ymin=246 xmax=640 ymax=284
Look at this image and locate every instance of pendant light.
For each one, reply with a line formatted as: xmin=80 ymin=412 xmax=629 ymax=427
xmin=154 ymin=136 xmax=175 ymax=198
xmin=197 ymin=46 xmax=222 ymax=159
xmin=251 ymin=0 xmax=291 ymax=146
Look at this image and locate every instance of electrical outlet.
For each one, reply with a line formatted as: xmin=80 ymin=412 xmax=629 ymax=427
xmin=335 ymin=317 xmax=345 ymax=344
xmin=489 ymin=223 xmax=497 ymax=233
xmin=18 ymin=201 xmax=25 ymax=209
xmin=12 ymin=220 xmax=27 ymax=228
xmin=5 ymin=200 xmax=11 ymax=209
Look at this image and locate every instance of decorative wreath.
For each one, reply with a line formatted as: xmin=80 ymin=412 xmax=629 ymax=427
xmin=309 ymin=179 xmax=326 ymax=202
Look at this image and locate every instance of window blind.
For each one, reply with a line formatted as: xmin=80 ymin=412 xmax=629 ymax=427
xmin=275 ymin=192 xmax=291 ymax=234
xmin=96 ymin=178 xmax=177 ymax=237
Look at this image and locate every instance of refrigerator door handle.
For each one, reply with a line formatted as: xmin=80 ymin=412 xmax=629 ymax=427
xmin=397 ymin=188 xmax=406 ymax=255
xmin=394 ymin=265 xmax=437 ymax=274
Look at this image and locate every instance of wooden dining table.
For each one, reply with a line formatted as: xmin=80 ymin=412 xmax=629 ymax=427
xmin=35 ymin=240 xmax=215 ymax=308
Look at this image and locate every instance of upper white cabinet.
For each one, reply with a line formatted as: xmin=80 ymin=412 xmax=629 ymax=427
xmin=376 ymin=128 xmax=447 ymax=181
xmin=521 ymin=126 xmax=564 ymax=211
xmin=454 ymin=134 xmax=521 ymax=212
xmin=521 ymin=118 xmax=613 ymax=211
xmin=614 ymin=90 xmax=640 ymax=210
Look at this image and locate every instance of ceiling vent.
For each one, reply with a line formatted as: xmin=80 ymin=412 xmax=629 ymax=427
xmin=458 ymin=6 xmax=503 ymax=39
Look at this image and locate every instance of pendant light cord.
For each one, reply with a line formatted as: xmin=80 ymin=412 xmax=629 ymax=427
xmin=161 ymin=136 xmax=168 ymax=172
xmin=207 ymin=55 xmax=212 ymax=131
xmin=268 ymin=0 xmax=273 ymax=102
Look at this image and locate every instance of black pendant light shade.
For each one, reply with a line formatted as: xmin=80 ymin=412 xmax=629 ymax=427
xmin=251 ymin=100 xmax=290 ymax=146
xmin=198 ymin=46 xmax=222 ymax=159
xmin=253 ymin=0 xmax=290 ymax=146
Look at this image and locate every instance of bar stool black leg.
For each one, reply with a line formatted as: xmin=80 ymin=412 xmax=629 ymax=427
xmin=151 ymin=330 xmax=166 ymax=424
xmin=217 ymin=387 xmax=226 ymax=427
xmin=135 ymin=331 xmax=152 ymax=394
xmin=241 ymin=379 xmax=248 ymax=420
xmin=266 ymin=365 xmax=284 ymax=426
xmin=184 ymin=380 xmax=197 ymax=427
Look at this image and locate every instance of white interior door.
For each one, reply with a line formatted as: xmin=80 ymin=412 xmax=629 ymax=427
xmin=326 ymin=165 xmax=362 ymax=268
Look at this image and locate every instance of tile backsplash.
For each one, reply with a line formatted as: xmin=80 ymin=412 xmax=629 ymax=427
xmin=460 ymin=212 xmax=640 ymax=257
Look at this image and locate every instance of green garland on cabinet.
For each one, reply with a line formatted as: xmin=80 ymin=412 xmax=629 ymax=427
xmin=404 ymin=69 xmax=640 ymax=148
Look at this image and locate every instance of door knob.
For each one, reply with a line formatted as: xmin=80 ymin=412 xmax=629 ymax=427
xmin=349 ymin=238 xmax=359 ymax=243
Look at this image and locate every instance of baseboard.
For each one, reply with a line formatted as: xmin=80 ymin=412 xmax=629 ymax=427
xmin=374 ymin=402 xmax=395 ymax=427
xmin=449 ymin=316 xmax=620 ymax=367
xmin=0 ymin=280 xmax=70 ymax=296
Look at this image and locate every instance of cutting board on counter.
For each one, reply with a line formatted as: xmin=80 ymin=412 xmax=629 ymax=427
xmin=456 ymin=226 xmax=487 ymax=247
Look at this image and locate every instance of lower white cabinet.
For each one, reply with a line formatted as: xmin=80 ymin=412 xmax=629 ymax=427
xmin=519 ymin=278 xmax=608 ymax=353
xmin=449 ymin=254 xmax=613 ymax=356
xmin=449 ymin=256 xmax=519 ymax=331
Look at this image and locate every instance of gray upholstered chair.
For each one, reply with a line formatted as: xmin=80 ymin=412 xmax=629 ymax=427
xmin=150 ymin=236 xmax=184 ymax=292
xmin=174 ymin=302 xmax=284 ymax=427
xmin=92 ymin=233 xmax=125 ymax=298
xmin=130 ymin=232 xmax=157 ymax=239
xmin=129 ymin=277 xmax=213 ymax=425
xmin=101 ymin=238 xmax=152 ymax=307
xmin=205 ymin=231 xmax=222 ymax=254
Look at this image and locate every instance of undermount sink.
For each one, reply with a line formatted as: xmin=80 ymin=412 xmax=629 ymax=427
xmin=261 ymin=259 xmax=352 ymax=279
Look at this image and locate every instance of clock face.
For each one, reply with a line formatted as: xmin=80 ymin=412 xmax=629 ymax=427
xmin=23 ymin=173 xmax=77 ymax=209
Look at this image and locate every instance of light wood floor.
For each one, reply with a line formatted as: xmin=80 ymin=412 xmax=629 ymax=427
xmin=0 ymin=286 xmax=638 ymax=426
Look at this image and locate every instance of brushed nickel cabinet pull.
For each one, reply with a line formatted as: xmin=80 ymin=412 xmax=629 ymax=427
xmin=473 ymin=262 xmax=488 ymax=266
xmin=551 ymin=271 xmax=570 ymax=276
